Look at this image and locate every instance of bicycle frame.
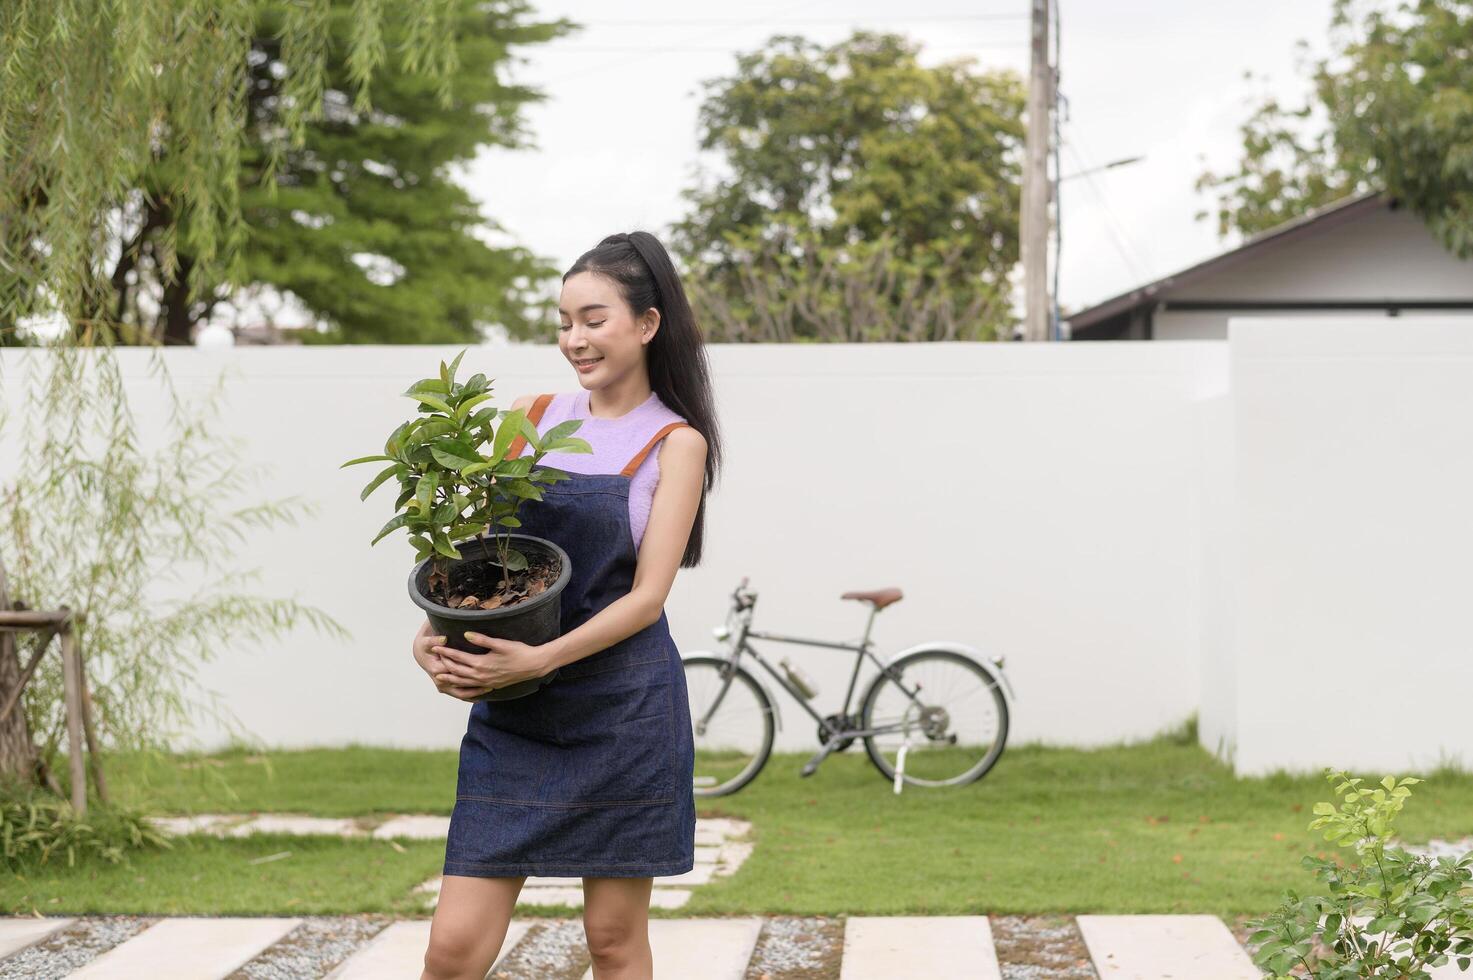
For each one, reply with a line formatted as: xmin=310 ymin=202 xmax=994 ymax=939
xmin=694 ymin=596 xmax=924 ymax=744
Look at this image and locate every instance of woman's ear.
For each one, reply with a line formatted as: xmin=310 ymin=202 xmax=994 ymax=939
xmin=641 ymin=307 xmax=661 ymax=343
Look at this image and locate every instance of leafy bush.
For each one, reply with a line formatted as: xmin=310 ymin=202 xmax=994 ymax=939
xmin=0 ymin=793 xmax=171 ymax=870
xmin=1246 ymin=768 xmax=1473 ymax=978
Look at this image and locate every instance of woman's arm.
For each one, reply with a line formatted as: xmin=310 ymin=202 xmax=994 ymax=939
xmin=541 ymin=423 xmax=707 ymax=673
xmin=430 ymin=422 xmax=708 ymax=695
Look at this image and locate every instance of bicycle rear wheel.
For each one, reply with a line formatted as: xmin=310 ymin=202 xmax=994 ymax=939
xmin=682 ymin=654 xmax=774 ymax=797
xmin=860 ymin=649 xmax=1009 ymax=787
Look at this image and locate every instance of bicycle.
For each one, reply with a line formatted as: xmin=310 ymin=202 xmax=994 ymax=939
xmin=681 ymin=576 xmax=1016 ymax=796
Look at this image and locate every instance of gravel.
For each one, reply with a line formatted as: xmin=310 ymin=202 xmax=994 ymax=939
xmin=0 ymin=914 xmax=156 ymax=980
xmin=224 ymin=914 xmax=393 ymax=980
xmin=487 ymin=919 xmax=591 ymax=980
xmin=991 ymin=914 xmax=1100 ymax=980
xmin=744 ymin=915 xmax=843 ymax=979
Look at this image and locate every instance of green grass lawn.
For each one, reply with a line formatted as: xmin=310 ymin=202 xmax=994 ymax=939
xmin=5 ymin=723 xmax=1471 ymax=919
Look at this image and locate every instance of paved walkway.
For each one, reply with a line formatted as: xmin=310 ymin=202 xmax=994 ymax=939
xmin=0 ymin=912 xmax=1303 ymax=978
xmin=10 ymin=816 xmax=1457 ymax=976
xmin=144 ymin=813 xmax=755 ymax=909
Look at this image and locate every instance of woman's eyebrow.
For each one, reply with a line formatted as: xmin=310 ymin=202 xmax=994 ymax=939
xmin=557 ymin=303 xmax=611 ymax=315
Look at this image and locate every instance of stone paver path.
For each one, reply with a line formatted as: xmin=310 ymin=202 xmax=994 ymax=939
xmin=0 ymin=912 xmax=1287 ymax=977
xmin=1077 ymin=914 xmax=1261 ymax=979
xmin=0 ymin=917 xmax=72 ymax=959
xmin=839 ymin=915 xmax=1001 ymax=979
xmin=324 ymin=920 xmax=533 ymax=979
xmin=67 ymin=916 xmax=303 ymax=979
xmin=146 ymin=812 xmax=755 ymax=911
xmin=579 ymin=918 xmax=762 ymax=980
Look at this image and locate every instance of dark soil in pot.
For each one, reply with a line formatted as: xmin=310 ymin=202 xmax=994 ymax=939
xmin=408 ymin=533 xmax=571 ymax=701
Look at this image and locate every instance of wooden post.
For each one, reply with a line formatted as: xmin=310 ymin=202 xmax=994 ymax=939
xmin=60 ymin=629 xmax=87 ymax=817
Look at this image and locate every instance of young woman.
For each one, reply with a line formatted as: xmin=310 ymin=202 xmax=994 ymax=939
xmin=409 ymin=230 xmax=721 ymax=980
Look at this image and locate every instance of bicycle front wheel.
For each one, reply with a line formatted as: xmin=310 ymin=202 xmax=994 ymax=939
xmin=683 ymin=654 xmax=774 ymax=797
xmin=861 ymin=649 xmax=1009 ymax=787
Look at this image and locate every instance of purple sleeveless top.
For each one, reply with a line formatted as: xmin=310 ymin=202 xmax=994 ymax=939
xmin=517 ymin=389 xmax=688 ymax=552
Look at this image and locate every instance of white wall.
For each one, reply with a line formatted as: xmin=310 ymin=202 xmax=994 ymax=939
xmin=2 ymin=326 xmax=1469 ymax=777
xmin=1220 ymin=318 xmax=1473 ymax=775
xmin=0 ymin=342 xmax=1223 ymax=756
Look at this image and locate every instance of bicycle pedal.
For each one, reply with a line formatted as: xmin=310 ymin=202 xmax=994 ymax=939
xmin=799 ymin=763 xmax=818 ymax=777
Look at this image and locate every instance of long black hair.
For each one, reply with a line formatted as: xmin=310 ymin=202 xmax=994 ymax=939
xmin=564 ymin=231 xmax=722 ymax=567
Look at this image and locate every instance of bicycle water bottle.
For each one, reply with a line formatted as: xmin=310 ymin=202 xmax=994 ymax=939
xmin=779 ymin=656 xmax=819 ymax=700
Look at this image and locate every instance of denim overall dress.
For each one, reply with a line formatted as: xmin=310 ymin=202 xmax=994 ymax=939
xmin=442 ymin=393 xmax=697 ymax=878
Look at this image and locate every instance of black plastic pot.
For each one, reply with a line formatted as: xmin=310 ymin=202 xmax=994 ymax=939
xmin=407 ymin=533 xmax=571 ymax=701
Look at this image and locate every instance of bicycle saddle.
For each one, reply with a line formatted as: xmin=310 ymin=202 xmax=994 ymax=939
xmin=840 ymin=587 xmax=903 ymax=609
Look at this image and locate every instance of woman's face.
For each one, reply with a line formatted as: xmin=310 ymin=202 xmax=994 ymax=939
xmin=557 ymin=271 xmax=659 ymax=388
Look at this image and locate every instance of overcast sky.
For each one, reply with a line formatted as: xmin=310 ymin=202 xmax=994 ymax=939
xmin=457 ymin=0 xmax=1339 ymax=321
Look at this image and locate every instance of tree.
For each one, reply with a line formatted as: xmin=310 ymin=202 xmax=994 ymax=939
xmin=5 ymin=0 xmax=574 ymax=346
xmin=1198 ymin=0 xmax=1473 ymax=257
xmin=670 ymin=31 xmax=1025 ymax=342
xmin=0 ymin=0 xmax=468 ymax=854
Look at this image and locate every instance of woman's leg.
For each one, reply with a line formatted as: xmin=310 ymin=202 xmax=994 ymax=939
xmin=582 ymin=876 xmax=654 ymax=979
xmin=420 ymin=874 xmax=526 ymax=980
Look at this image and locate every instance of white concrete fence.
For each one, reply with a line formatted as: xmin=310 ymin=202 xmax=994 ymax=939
xmin=1 ymin=318 xmax=1468 ymax=776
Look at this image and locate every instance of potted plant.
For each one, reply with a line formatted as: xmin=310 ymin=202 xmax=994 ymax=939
xmin=342 ymin=350 xmax=591 ymax=700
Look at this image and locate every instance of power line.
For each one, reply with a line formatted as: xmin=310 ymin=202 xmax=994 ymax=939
xmin=543 ymin=42 xmax=1028 ymax=54
xmin=578 ymin=14 xmax=1028 ymax=26
xmin=1063 ymin=137 xmax=1153 ymax=283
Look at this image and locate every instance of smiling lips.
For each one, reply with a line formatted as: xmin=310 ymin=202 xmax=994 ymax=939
xmin=574 ymin=357 xmax=602 ymax=366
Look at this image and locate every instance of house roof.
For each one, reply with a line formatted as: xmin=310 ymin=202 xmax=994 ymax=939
xmin=1065 ymin=190 xmax=1386 ymax=334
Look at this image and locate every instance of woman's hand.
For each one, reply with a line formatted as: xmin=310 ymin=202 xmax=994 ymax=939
xmin=430 ymin=631 xmax=555 ymax=700
xmin=411 ymin=620 xmax=447 ymax=679
xmin=412 ymin=621 xmax=487 ymax=701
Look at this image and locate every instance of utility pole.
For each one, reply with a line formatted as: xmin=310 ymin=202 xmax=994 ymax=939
xmin=1021 ymin=0 xmax=1052 ymax=342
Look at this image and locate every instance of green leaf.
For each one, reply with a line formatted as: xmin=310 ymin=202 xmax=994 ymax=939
xmin=371 ymin=513 xmax=410 ymax=545
xmin=498 ymin=479 xmax=543 ymax=501
xmin=502 ymin=547 xmax=528 ymax=571
xmin=461 ymin=461 xmax=493 ymax=477
xmin=495 ymin=457 xmax=533 ymax=478
xmin=455 ymin=391 xmax=494 ymax=423
xmin=384 ymin=420 xmax=413 ymax=457
xmin=445 ymin=349 xmax=466 ymax=385
xmin=431 ymin=532 xmax=461 ymax=559
xmin=540 ymin=435 xmax=592 ymax=455
xmin=341 ymin=453 xmax=395 ymax=468
xmin=538 ymin=418 xmax=582 ymax=445
xmin=497 ymin=516 xmax=521 ymax=527
xmin=403 ymin=418 xmax=457 ymax=447
xmin=466 ymin=406 xmax=498 ymax=430
xmin=407 ymin=392 xmax=453 ymax=416
xmin=430 ymin=444 xmax=481 ymax=470
xmin=415 ymin=472 xmax=437 ymax=515
xmin=492 ymin=407 xmax=527 ymax=462
xmin=405 ymin=378 xmax=450 ymax=396
xmin=360 ymin=463 xmax=402 ymax=501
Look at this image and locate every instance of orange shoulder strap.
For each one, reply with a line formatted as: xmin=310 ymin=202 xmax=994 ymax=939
xmin=502 ymin=393 xmax=554 ymax=461
xmin=620 ymin=421 xmax=692 ymax=478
